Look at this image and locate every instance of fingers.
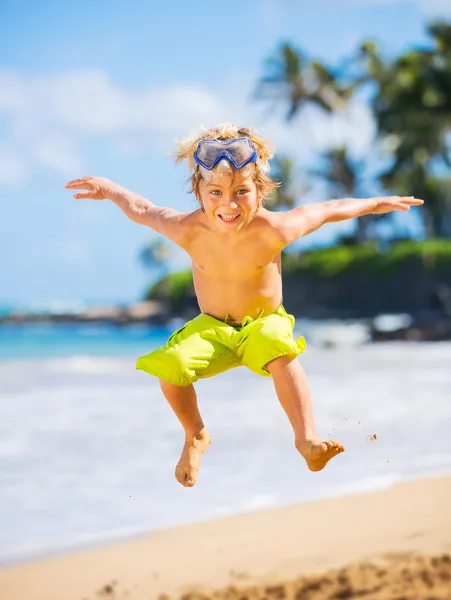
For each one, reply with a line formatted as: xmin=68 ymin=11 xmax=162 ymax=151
xmin=66 ymin=183 xmax=90 ymax=191
xmin=65 ymin=177 xmax=102 ymax=200
xmin=383 ymin=196 xmax=423 ymax=213
xmin=400 ymin=196 xmax=424 ymax=205
xmin=73 ymin=192 xmax=94 ymax=200
xmin=66 ymin=178 xmax=96 ymax=199
xmin=389 ymin=197 xmax=424 ymax=211
xmin=65 ymin=177 xmax=92 ymax=189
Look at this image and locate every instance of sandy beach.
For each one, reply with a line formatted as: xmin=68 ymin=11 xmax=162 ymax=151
xmin=0 ymin=474 xmax=450 ymax=600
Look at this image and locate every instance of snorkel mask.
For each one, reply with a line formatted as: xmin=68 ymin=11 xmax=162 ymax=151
xmin=193 ymin=137 xmax=259 ymax=182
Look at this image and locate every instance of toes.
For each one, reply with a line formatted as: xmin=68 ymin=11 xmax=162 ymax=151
xmin=175 ymin=466 xmax=197 ymax=487
xmin=183 ymin=471 xmax=197 ymax=487
xmin=305 ymin=440 xmax=345 ymax=472
xmin=325 ymin=440 xmax=345 ymax=453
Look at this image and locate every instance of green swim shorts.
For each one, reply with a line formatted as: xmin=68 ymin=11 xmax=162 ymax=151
xmin=136 ymin=305 xmax=306 ymax=386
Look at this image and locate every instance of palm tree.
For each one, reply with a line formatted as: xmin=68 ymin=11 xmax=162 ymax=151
xmin=310 ymin=146 xmax=378 ymax=242
xmin=256 ymin=24 xmax=451 ymax=238
xmin=255 ymin=43 xmax=355 ymax=120
xmin=358 ymin=21 xmax=451 ymax=237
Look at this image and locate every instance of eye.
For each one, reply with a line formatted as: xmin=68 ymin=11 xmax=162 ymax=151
xmin=236 ymin=189 xmax=249 ymax=195
xmin=211 ymin=189 xmax=222 ymax=196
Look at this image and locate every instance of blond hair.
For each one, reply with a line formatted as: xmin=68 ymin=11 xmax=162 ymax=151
xmin=174 ymin=123 xmax=279 ymax=206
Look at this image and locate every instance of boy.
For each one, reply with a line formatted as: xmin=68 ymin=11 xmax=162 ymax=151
xmin=65 ymin=123 xmax=423 ymax=488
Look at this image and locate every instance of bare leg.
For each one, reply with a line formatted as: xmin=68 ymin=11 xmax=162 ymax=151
xmin=160 ymin=380 xmax=211 ymax=487
xmin=266 ymin=355 xmax=345 ymax=471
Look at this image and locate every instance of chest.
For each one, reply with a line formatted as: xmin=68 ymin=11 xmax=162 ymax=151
xmin=188 ymin=235 xmax=280 ymax=277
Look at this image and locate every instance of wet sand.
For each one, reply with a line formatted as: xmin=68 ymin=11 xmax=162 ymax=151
xmin=0 ymin=475 xmax=450 ymax=600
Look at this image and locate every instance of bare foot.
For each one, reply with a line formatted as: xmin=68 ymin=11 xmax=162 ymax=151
xmin=175 ymin=429 xmax=212 ymax=487
xmin=296 ymin=439 xmax=345 ymax=472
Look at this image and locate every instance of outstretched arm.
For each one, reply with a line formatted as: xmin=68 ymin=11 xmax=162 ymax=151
xmin=65 ymin=176 xmax=188 ymax=245
xmin=275 ymin=196 xmax=424 ymax=246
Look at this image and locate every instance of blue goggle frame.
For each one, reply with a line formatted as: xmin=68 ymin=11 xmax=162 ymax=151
xmin=193 ymin=137 xmax=258 ymax=171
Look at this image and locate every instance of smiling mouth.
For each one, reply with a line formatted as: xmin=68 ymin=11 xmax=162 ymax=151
xmin=218 ymin=214 xmax=241 ymax=223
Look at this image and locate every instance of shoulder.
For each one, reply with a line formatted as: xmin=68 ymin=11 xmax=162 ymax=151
xmin=152 ymin=208 xmax=201 ymax=248
xmin=257 ymin=205 xmax=311 ymax=247
xmin=250 ymin=208 xmax=288 ymax=248
xmin=172 ymin=209 xmax=208 ymax=248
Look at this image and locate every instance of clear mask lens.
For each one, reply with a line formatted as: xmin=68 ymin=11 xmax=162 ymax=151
xmin=198 ymin=159 xmax=256 ymax=182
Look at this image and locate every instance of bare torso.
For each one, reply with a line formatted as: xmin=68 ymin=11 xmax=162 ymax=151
xmin=180 ymin=209 xmax=285 ymax=324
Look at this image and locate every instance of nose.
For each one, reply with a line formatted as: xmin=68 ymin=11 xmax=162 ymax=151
xmin=222 ymin=195 xmax=238 ymax=209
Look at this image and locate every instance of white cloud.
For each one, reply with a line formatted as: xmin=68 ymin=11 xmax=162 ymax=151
xmin=345 ymin=0 xmax=451 ymax=15
xmin=0 ymin=69 xmax=228 ymax=188
xmin=415 ymin=0 xmax=451 ymax=14
xmin=0 ymin=69 xmax=226 ymax=137
xmin=0 ymin=67 xmax=375 ymax=190
xmin=256 ymin=0 xmax=451 ymax=20
xmin=29 ymin=132 xmax=85 ymax=176
xmin=307 ymin=100 xmax=376 ymax=156
xmin=235 ymin=98 xmax=375 ymax=165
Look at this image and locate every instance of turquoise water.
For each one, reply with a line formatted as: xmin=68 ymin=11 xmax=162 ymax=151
xmin=0 ymin=316 xmax=372 ymax=362
xmin=0 ymin=323 xmax=175 ymax=361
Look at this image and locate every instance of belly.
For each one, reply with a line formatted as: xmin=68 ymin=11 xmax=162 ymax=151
xmin=193 ymin=264 xmax=283 ymax=323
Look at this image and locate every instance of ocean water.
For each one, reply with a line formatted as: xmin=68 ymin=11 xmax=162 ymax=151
xmin=1 ymin=322 xmax=451 ymax=564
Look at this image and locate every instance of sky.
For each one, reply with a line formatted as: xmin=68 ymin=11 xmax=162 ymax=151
xmin=1 ymin=0 xmax=450 ymax=309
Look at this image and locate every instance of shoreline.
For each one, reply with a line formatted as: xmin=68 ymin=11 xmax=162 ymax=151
xmin=1 ymin=469 xmax=448 ymax=569
xmin=2 ymin=302 xmax=451 ymax=341
xmin=1 ymin=474 xmax=450 ymax=600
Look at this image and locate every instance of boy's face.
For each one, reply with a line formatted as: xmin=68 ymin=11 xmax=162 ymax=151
xmin=199 ymin=170 xmax=260 ymax=233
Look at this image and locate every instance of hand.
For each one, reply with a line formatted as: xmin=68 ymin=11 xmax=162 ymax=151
xmin=65 ymin=176 xmax=120 ymax=200
xmin=371 ymin=196 xmax=424 ymax=214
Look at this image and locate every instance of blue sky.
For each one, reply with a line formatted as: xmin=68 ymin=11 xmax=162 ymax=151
xmin=1 ymin=0 xmax=449 ymax=308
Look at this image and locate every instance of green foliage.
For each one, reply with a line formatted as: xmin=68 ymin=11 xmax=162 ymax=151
xmin=282 ymin=239 xmax=451 ymax=277
xmin=146 ymin=241 xmax=451 ymax=304
xmin=146 ymin=270 xmax=193 ymax=304
xmin=358 ymin=22 xmax=451 ymax=236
